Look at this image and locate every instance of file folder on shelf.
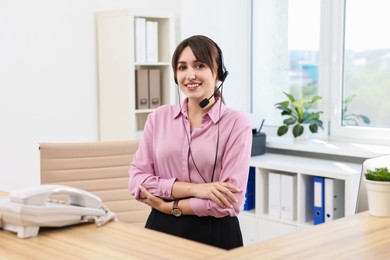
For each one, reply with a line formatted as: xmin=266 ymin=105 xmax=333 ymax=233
xmin=148 ymin=69 xmax=161 ymax=108
xmin=135 ymin=17 xmax=146 ymax=63
xmin=281 ymin=174 xmax=297 ymax=220
xmin=146 ymin=21 xmax=158 ymax=63
xmin=268 ymin=172 xmax=281 ymax=218
xmin=244 ymin=167 xmax=255 ymax=211
xmin=325 ymin=178 xmax=345 ymax=222
xmin=313 ymin=176 xmax=325 ymax=225
xmin=136 ymin=69 xmax=149 ymax=109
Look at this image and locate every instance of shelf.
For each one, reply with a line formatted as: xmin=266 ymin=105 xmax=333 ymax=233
xmin=135 ymin=62 xmax=170 ymax=66
xmin=265 ymin=136 xmax=390 ymax=159
xmin=240 ymin=152 xmax=362 ymax=244
xmin=251 ymin=153 xmax=361 ymax=179
xmin=135 ymin=109 xmax=154 ymax=114
xmin=96 ymin=9 xmax=175 ymax=141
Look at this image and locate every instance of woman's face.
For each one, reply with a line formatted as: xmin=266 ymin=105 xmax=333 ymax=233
xmin=176 ymin=46 xmax=218 ymax=104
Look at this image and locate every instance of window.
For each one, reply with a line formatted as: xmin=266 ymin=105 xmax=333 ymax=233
xmin=252 ymin=0 xmax=390 ymax=144
xmin=330 ymin=0 xmax=390 ymax=143
xmin=252 ymin=0 xmax=321 ymax=134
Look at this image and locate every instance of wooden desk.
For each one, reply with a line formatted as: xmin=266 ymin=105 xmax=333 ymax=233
xmin=212 ymin=211 xmax=390 ymax=259
xmin=3 ymin=188 xmax=390 ymax=259
xmin=0 ymin=191 xmax=224 ymax=259
xmin=0 ymin=221 xmax=225 ymax=259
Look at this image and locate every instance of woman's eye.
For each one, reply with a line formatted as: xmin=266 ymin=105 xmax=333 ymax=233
xmin=196 ymin=63 xmax=205 ymax=69
xmin=177 ymin=65 xmax=187 ymax=71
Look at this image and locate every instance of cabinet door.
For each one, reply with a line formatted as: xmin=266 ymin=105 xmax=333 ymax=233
xmin=257 ymin=218 xmax=297 ymax=242
xmin=238 ymin=213 xmax=259 ymax=245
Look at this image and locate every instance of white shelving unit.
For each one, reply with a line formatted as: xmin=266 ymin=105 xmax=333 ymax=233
xmin=96 ymin=9 xmax=176 ymax=141
xmin=239 ymin=153 xmax=362 ymax=245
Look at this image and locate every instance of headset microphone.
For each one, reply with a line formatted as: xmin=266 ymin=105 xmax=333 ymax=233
xmin=199 ymin=71 xmax=229 ymax=108
xmin=199 ymin=96 xmax=213 ymax=109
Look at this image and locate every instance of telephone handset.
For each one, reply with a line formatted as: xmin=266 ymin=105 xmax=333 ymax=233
xmin=0 ymin=184 xmax=116 ymax=238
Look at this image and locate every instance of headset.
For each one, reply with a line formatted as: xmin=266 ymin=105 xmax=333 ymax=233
xmin=214 ymin=41 xmax=229 ymax=82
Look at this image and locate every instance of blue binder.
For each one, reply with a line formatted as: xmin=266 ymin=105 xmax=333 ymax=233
xmin=313 ymin=176 xmax=325 ymax=225
xmin=244 ymin=167 xmax=255 ymax=211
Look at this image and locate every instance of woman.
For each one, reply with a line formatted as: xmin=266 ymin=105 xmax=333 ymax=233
xmin=129 ymin=35 xmax=252 ymax=249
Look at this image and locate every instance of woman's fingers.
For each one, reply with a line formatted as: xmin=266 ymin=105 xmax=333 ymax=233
xmin=139 ymin=186 xmax=164 ymax=210
xmin=210 ymin=183 xmax=240 ymax=208
xmin=139 ymin=186 xmax=149 ymax=197
xmin=212 ymin=191 xmax=232 ymax=208
xmin=217 ymin=183 xmax=239 ymax=203
xmin=221 ymin=182 xmax=240 ymax=192
xmin=219 ymin=186 xmax=239 ymax=204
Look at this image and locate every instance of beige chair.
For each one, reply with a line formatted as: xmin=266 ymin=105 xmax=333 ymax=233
xmin=39 ymin=140 xmax=150 ymax=226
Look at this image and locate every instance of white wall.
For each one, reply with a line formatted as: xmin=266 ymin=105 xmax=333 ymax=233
xmin=0 ymin=0 xmax=251 ymax=192
xmin=181 ymin=0 xmax=252 ymax=113
xmin=0 ymin=0 xmax=181 ymax=191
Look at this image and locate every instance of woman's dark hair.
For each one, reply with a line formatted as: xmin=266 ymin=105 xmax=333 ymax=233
xmin=172 ymin=35 xmax=225 ymax=102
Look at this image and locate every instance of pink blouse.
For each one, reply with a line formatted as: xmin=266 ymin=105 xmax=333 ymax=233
xmin=129 ymin=98 xmax=252 ymax=217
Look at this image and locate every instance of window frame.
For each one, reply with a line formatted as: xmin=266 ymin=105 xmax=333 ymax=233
xmin=251 ymin=0 xmax=390 ymax=145
xmin=325 ymin=0 xmax=390 ymax=145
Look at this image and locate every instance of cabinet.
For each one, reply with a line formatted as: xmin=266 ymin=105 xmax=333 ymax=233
xmin=239 ymin=153 xmax=362 ymax=245
xmin=96 ymin=9 xmax=176 ymax=141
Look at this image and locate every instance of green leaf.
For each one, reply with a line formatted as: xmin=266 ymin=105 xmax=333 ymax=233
xmin=344 ymin=94 xmax=356 ymax=104
xmin=365 ymin=167 xmax=390 ymax=181
xmin=276 ymin=105 xmax=292 ymax=115
xmin=309 ymin=124 xmax=318 ymax=133
xmin=284 ymin=118 xmax=296 ymax=125
xmin=275 ymin=101 xmax=289 ymax=107
xmin=284 ymin=92 xmax=295 ymax=103
xmin=360 ymin=115 xmax=371 ymax=125
xmin=277 ymin=125 xmax=289 ymax=136
xmin=292 ymin=124 xmax=304 ymax=137
xmin=311 ymin=96 xmax=322 ymax=103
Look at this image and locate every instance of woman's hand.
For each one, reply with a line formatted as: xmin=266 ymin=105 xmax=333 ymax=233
xmin=138 ymin=186 xmax=169 ymax=214
xmin=190 ymin=182 xmax=240 ymax=208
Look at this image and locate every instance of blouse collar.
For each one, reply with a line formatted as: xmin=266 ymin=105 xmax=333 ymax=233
xmin=174 ymin=98 xmax=227 ymax=124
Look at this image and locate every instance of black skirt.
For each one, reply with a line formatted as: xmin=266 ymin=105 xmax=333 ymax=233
xmin=145 ymin=208 xmax=243 ymax=250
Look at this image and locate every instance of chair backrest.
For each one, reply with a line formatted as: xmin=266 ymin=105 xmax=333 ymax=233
xmin=356 ymin=154 xmax=390 ymax=213
xmin=39 ymin=140 xmax=150 ymax=226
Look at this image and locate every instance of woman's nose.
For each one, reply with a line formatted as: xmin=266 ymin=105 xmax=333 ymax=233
xmin=186 ymin=69 xmax=196 ymax=80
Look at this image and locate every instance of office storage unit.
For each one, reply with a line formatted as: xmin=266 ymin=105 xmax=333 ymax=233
xmin=239 ymin=153 xmax=361 ymax=244
xmin=96 ymin=9 xmax=175 ymax=140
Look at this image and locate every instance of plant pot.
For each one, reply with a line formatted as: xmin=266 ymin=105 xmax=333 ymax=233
xmin=364 ymin=179 xmax=390 ymax=217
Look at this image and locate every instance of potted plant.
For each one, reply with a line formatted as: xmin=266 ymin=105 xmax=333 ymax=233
xmin=275 ymin=92 xmax=323 ymax=138
xmin=364 ymin=167 xmax=390 ymax=217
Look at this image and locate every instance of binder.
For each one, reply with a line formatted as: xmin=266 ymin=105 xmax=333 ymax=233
xmin=268 ymin=172 xmax=281 ymax=218
xmin=325 ymin=178 xmax=345 ymax=222
xmin=135 ymin=69 xmax=149 ymax=109
xmin=148 ymin=69 xmax=161 ymax=108
xmin=135 ymin=17 xmax=146 ymax=63
xmin=313 ymin=176 xmax=325 ymax=225
xmin=281 ymin=174 xmax=297 ymax=220
xmin=244 ymin=167 xmax=255 ymax=211
xmin=146 ymin=21 xmax=158 ymax=63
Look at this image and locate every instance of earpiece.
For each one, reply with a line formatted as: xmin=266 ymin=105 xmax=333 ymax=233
xmin=214 ymin=43 xmax=228 ymax=82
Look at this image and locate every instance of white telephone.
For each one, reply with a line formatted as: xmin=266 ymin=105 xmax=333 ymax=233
xmin=0 ymin=184 xmax=116 ymax=238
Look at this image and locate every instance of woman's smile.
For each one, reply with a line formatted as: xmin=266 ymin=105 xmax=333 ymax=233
xmin=186 ymin=82 xmax=201 ymax=90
